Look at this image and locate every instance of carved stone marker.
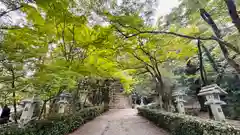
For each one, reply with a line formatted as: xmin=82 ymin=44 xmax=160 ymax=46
xmin=172 ymin=91 xmax=186 ymax=114
xmin=58 ymin=92 xmax=72 ymax=114
xmin=19 ymin=96 xmax=41 ymax=127
xmin=198 ymin=84 xmax=227 ymax=121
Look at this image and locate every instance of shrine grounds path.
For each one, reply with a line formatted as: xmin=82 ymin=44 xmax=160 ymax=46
xmin=69 ymin=109 xmax=169 ymax=135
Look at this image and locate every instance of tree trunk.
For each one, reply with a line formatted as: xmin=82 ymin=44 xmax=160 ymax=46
xmin=92 ymin=90 xmax=97 ymax=105
xmin=195 ymin=81 xmax=208 ymax=112
xmin=155 ymin=81 xmax=163 ymax=109
xmin=43 ymin=103 xmax=47 ymax=118
xmin=201 ymin=44 xmax=219 ymax=73
xmin=72 ymin=89 xmax=80 ymax=113
xmin=197 ymin=39 xmax=208 ymax=85
xmin=198 ymin=96 xmax=207 ymax=112
xmin=172 ymin=99 xmax=177 ymax=112
xmin=168 ymin=99 xmax=172 ymax=112
xmin=157 ymin=94 xmax=163 ymax=109
xmin=11 ymin=70 xmax=17 ymax=124
xmin=224 ymin=0 xmax=240 ymax=33
xmin=49 ymin=99 xmax=58 ymax=115
xmin=97 ymin=89 xmax=102 ymax=105
xmin=103 ymin=87 xmax=110 ymax=111
xmin=200 ymin=8 xmax=240 ymax=73
xmin=39 ymin=100 xmax=47 ymax=119
xmin=83 ymin=93 xmax=89 ymax=109
xmin=155 ymin=74 xmax=165 ymax=109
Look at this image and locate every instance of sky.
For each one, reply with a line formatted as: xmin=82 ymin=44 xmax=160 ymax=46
xmin=0 ymin=3 xmax=24 ymax=26
xmin=157 ymin=0 xmax=180 ymax=16
xmin=1 ymin=0 xmax=180 ymax=26
xmin=153 ymin=0 xmax=180 ymax=25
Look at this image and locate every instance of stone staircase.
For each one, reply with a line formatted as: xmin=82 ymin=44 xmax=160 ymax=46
xmin=109 ymin=92 xmax=130 ymax=109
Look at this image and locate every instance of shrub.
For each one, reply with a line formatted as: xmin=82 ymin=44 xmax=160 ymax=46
xmin=0 ymin=106 xmax=104 ymax=135
xmin=137 ymin=107 xmax=240 ymax=135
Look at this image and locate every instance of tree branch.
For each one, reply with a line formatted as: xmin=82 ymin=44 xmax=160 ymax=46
xmin=0 ymin=6 xmax=23 ymax=18
xmin=200 ymin=8 xmax=222 ymax=38
xmin=68 ymin=25 xmax=75 ymax=62
xmin=137 ymin=40 xmax=163 ymax=81
xmin=0 ymin=26 xmax=21 ymax=30
xmin=197 ymin=39 xmax=207 ymax=85
xmin=113 ymin=26 xmax=240 ymax=54
xmin=131 ymin=52 xmax=155 ymax=70
xmin=135 ymin=70 xmax=149 ymax=75
xmin=201 ymin=43 xmax=219 ymax=73
xmin=200 ymin=8 xmax=240 ymax=73
xmin=145 ymin=66 xmax=155 ymax=78
xmin=61 ymin=16 xmax=68 ymax=61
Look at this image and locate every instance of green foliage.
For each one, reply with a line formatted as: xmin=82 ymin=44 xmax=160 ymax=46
xmin=138 ymin=107 xmax=240 ymax=135
xmin=0 ymin=106 xmax=104 ymax=135
xmin=1 ymin=0 xmax=240 ymax=126
xmin=0 ymin=0 xmax=139 ymax=104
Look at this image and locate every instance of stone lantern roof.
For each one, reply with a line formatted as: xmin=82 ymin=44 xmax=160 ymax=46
xmin=58 ymin=92 xmax=72 ymax=104
xmin=198 ymin=84 xmax=227 ymax=96
xmin=172 ymin=91 xmax=186 ymax=97
xmin=174 ymin=98 xmax=186 ymax=103
xmin=58 ymin=100 xmax=69 ymax=104
xmin=59 ymin=92 xmax=72 ymax=98
xmin=20 ymin=96 xmax=41 ymax=105
xmin=20 ymin=99 xmax=32 ymax=105
xmin=172 ymin=91 xmax=186 ymax=103
xmin=205 ymin=100 xmax=226 ymax=105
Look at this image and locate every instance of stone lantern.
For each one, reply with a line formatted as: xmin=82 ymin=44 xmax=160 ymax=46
xmin=172 ymin=91 xmax=186 ymax=114
xmin=198 ymin=84 xmax=227 ymax=121
xmin=19 ymin=96 xmax=41 ymax=127
xmin=58 ymin=92 xmax=72 ymax=114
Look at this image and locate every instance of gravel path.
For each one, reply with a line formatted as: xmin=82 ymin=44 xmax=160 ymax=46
xmin=70 ymin=109 xmax=169 ymax=135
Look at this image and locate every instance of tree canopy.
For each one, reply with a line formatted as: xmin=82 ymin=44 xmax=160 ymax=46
xmin=0 ymin=0 xmax=240 ymax=118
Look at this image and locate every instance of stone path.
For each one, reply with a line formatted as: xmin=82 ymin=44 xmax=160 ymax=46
xmin=70 ymin=109 xmax=169 ymax=135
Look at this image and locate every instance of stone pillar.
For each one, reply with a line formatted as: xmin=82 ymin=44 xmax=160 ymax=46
xmin=175 ymin=98 xmax=185 ymax=114
xmin=210 ymin=103 xmax=225 ymax=121
xmin=58 ymin=92 xmax=72 ymax=114
xmin=172 ymin=91 xmax=186 ymax=114
xmin=58 ymin=104 xmax=66 ymax=114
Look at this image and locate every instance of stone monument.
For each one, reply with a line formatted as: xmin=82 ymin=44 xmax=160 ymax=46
xmin=58 ymin=92 xmax=72 ymax=114
xmin=19 ymin=96 xmax=41 ymax=127
xmin=198 ymin=84 xmax=227 ymax=121
xmin=172 ymin=91 xmax=186 ymax=114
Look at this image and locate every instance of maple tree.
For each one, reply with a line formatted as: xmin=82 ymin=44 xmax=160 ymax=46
xmin=0 ymin=0 xmax=240 ymax=120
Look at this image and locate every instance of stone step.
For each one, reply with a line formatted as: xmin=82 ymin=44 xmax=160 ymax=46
xmin=109 ymin=93 xmax=130 ymax=109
